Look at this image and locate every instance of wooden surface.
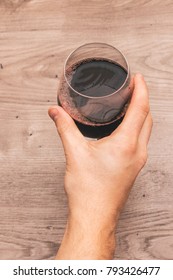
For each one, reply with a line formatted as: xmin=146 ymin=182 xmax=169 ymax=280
xmin=0 ymin=0 xmax=173 ymax=260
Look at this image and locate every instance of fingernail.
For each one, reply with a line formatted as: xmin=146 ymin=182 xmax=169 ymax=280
xmin=48 ymin=107 xmax=59 ymax=121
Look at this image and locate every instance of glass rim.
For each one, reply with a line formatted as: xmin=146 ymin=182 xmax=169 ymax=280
xmin=63 ymin=42 xmax=130 ymax=99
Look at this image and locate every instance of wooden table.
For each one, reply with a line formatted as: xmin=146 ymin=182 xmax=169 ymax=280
xmin=0 ymin=0 xmax=173 ymax=259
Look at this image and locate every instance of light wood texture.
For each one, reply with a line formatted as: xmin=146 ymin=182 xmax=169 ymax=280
xmin=0 ymin=0 xmax=173 ymax=259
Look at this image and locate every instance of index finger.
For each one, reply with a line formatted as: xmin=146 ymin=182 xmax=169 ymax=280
xmin=119 ymin=73 xmax=150 ymax=138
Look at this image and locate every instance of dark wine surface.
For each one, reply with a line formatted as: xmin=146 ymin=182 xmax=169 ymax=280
xmin=70 ymin=59 xmax=127 ymax=97
xmin=58 ymin=58 xmax=129 ymax=138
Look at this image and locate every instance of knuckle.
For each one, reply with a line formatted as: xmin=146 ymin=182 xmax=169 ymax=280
xmin=140 ymin=103 xmax=150 ymax=117
xmin=118 ymin=135 xmax=137 ymax=155
xmin=124 ymin=142 xmax=137 ymax=155
xmin=137 ymin=150 xmax=148 ymax=168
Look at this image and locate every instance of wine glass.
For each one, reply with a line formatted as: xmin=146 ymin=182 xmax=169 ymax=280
xmin=58 ymin=43 xmax=132 ymax=138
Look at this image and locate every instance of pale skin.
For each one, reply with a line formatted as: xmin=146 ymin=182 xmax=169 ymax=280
xmin=48 ymin=73 xmax=153 ymax=260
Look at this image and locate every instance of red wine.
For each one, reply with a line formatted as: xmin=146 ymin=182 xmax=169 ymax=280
xmin=58 ymin=58 xmax=130 ymax=138
xmin=71 ymin=59 xmax=127 ymax=97
xmin=73 ymin=117 xmax=124 ymax=138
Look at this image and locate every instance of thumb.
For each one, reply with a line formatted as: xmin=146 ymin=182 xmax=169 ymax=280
xmin=48 ymin=106 xmax=85 ymax=154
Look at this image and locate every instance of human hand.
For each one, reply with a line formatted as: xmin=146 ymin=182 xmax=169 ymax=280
xmin=48 ymin=74 xmax=153 ymax=259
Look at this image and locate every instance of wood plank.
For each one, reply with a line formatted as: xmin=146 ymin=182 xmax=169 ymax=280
xmin=0 ymin=0 xmax=173 ymax=259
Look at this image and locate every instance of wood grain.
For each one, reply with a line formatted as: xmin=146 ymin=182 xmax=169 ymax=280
xmin=0 ymin=0 xmax=173 ymax=259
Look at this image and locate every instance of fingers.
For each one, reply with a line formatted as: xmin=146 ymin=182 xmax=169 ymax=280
xmin=138 ymin=112 xmax=153 ymax=147
xmin=48 ymin=106 xmax=85 ymax=154
xmin=119 ymin=73 xmax=149 ymax=139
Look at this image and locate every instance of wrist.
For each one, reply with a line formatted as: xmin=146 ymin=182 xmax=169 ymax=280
xmin=56 ymin=213 xmax=118 ymax=260
xmin=68 ymin=210 xmax=119 ymax=233
xmin=58 ymin=222 xmax=116 ymax=260
xmin=68 ymin=201 xmax=120 ymax=230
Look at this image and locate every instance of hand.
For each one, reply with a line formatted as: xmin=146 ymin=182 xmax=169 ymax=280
xmin=48 ymin=74 xmax=153 ymax=259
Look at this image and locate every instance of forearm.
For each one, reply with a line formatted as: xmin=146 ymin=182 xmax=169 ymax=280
xmin=56 ymin=214 xmax=118 ymax=260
